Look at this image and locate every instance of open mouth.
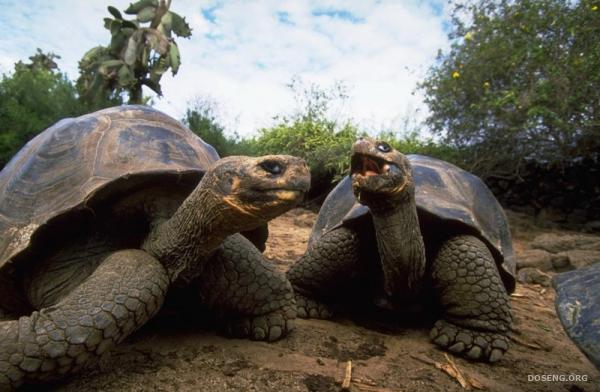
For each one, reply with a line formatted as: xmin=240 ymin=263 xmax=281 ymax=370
xmin=351 ymin=153 xmax=392 ymax=177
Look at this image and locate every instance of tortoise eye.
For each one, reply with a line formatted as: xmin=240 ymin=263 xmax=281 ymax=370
xmin=377 ymin=142 xmax=391 ymax=153
xmin=260 ymin=160 xmax=283 ymax=175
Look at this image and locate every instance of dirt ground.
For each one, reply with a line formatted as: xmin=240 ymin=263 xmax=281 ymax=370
xmin=45 ymin=208 xmax=599 ymax=392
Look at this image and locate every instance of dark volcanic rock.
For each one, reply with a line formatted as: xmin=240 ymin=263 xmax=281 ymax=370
xmin=531 ymin=233 xmax=600 ymax=254
xmin=517 ymin=268 xmax=552 ymax=287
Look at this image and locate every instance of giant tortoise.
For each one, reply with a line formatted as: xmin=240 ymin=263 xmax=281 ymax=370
xmin=288 ymin=137 xmax=515 ymax=362
xmin=553 ymin=263 xmax=600 ymax=368
xmin=0 ymin=105 xmax=310 ymax=389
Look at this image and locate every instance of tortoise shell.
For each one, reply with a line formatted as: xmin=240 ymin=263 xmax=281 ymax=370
xmin=0 ymin=105 xmax=218 ymax=295
xmin=309 ymin=154 xmax=516 ymax=292
xmin=553 ymin=264 xmax=600 ymax=368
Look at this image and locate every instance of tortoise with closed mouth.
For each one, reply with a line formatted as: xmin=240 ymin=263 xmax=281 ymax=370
xmin=0 ymin=105 xmax=310 ymax=389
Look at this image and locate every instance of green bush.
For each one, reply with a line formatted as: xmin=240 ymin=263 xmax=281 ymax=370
xmin=232 ymin=78 xmax=463 ymax=195
xmin=183 ymin=104 xmax=239 ymax=157
xmin=0 ymin=64 xmax=83 ymax=168
xmin=183 ymin=78 xmax=464 ymax=196
xmin=0 ymin=51 xmax=120 ymax=169
xmin=246 ymin=117 xmax=360 ymax=193
xmin=379 ymin=130 xmax=464 ymax=165
xmin=420 ymin=0 xmax=600 ymax=178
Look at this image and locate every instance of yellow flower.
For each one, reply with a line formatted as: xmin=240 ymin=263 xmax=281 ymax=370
xmin=452 ymin=71 xmax=460 ymax=79
xmin=592 ymin=5 xmax=598 ymax=11
xmin=464 ymin=32 xmax=474 ymax=41
xmin=483 ymin=81 xmax=490 ymax=88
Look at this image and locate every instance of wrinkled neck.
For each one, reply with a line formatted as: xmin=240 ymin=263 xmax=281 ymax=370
xmin=370 ymin=196 xmax=426 ymax=298
xmin=142 ymin=187 xmax=233 ymax=284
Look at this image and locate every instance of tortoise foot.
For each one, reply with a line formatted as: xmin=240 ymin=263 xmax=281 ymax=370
xmin=225 ymin=305 xmax=296 ymax=342
xmin=429 ymin=319 xmax=509 ymax=363
xmin=295 ymin=293 xmax=333 ymax=319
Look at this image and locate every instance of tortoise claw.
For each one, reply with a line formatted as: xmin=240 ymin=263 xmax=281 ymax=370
xmin=430 ymin=319 xmax=509 ymax=363
xmin=294 ymin=293 xmax=333 ymax=319
xmin=225 ymin=305 xmax=296 ymax=342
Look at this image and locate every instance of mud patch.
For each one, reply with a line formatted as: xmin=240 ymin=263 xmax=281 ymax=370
xmin=303 ymin=374 xmax=338 ymax=392
xmin=321 ymin=335 xmax=387 ymax=361
xmin=222 ymin=358 xmax=253 ymax=377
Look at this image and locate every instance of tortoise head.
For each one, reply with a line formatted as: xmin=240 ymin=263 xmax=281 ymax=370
xmin=350 ymin=137 xmax=414 ymax=210
xmin=201 ymin=155 xmax=310 ymax=224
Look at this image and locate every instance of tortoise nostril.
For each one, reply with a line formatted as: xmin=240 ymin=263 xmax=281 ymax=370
xmin=260 ymin=160 xmax=284 ymax=175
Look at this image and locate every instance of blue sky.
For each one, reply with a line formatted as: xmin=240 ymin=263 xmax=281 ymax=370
xmin=0 ymin=0 xmax=450 ymax=136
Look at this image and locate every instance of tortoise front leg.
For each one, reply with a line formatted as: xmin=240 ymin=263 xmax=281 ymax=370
xmin=429 ymin=235 xmax=512 ymax=362
xmin=0 ymin=250 xmax=168 ymax=389
xmin=194 ymin=234 xmax=296 ymax=342
xmin=287 ymin=226 xmax=365 ymax=319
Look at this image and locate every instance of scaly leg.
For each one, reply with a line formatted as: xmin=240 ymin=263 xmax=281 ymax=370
xmin=287 ymin=226 xmax=365 ymax=319
xmin=0 ymin=250 xmax=168 ymax=389
xmin=429 ymin=235 xmax=512 ymax=362
xmin=194 ymin=234 xmax=296 ymax=342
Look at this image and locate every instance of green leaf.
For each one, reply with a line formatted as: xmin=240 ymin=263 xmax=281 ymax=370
xmin=170 ymin=12 xmax=192 ymax=38
xmin=169 ymin=42 xmax=181 ymax=76
xmin=124 ymin=0 xmax=158 ymax=15
xmin=88 ymin=72 xmax=105 ymax=96
xmin=101 ymin=59 xmax=124 ymax=68
xmin=153 ymin=57 xmax=169 ymax=76
xmin=161 ymin=11 xmax=173 ymax=30
xmin=141 ymin=47 xmax=149 ymax=66
xmin=109 ymin=32 xmax=127 ymax=54
xmin=103 ymin=17 xmax=113 ymax=30
xmin=121 ymin=20 xmax=138 ymax=29
xmin=110 ymin=19 xmax=122 ymax=36
xmin=124 ymin=36 xmax=139 ymax=66
xmin=157 ymin=23 xmax=171 ymax=38
xmin=121 ymin=27 xmax=135 ymax=37
xmin=143 ymin=78 xmax=163 ymax=95
xmin=81 ymin=46 xmax=104 ymax=63
xmin=98 ymin=61 xmax=117 ymax=76
xmin=117 ymin=65 xmax=135 ymax=87
xmin=169 ymin=43 xmax=180 ymax=74
xmin=108 ymin=6 xmax=122 ymax=20
xmin=137 ymin=6 xmax=156 ymax=23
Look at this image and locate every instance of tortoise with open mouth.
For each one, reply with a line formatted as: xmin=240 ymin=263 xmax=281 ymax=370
xmin=0 ymin=105 xmax=310 ymax=389
xmin=288 ymin=137 xmax=515 ymax=362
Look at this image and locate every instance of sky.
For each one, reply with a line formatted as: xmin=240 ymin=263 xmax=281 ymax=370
xmin=0 ymin=0 xmax=450 ymax=137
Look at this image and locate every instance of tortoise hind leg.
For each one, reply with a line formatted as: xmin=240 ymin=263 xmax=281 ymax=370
xmin=194 ymin=234 xmax=296 ymax=342
xmin=0 ymin=250 xmax=168 ymax=389
xmin=429 ymin=235 xmax=512 ymax=362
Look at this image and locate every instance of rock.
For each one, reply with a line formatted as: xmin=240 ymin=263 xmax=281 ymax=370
xmin=585 ymin=220 xmax=600 ymax=233
xmin=551 ymin=254 xmax=571 ymax=271
xmin=536 ymin=207 xmax=567 ymax=224
xmin=553 ymin=263 xmax=600 ymax=369
xmin=517 ymin=268 xmax=552 ymax=287
xmin=516 ymin=249 xmax=553 ymax=271
xmin=566 ymin=209 xmax=588 ymax=225
xmin=558 ymin=250 xmax=600 ymax=269
xmin=531 ymin=233 xmax=600 ymax=254
xmin=510 ymin=205 xmax=537 ymax=216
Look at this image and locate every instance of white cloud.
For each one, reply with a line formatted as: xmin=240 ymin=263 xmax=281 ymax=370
xmin=0 ymin=0 xmax=450 ymax=136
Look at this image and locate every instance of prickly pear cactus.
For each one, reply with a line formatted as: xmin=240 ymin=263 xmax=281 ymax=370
xmin=78 ymin=0 xmax=192 ymax=103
